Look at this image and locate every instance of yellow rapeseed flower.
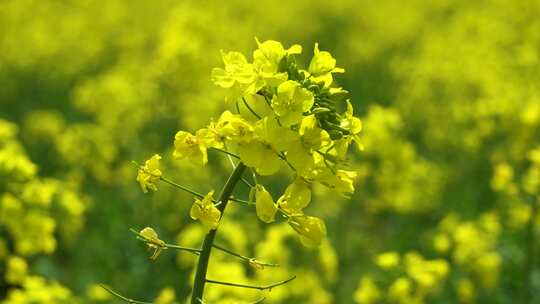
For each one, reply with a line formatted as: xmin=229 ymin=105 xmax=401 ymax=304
xmin=254 ymin=184 xmax=277 ymax=223
xmin=173 ymin=130 xmax=208 ymax=166
xmin=6 ymin=256 xmax=28 ymax=284
xmin=190 ymin=191 xmax=221 ymax=232
xmin=139 ymin=227 xmax=166 ymax=260
xmin=375 ymin=251 xmax=400 ymax=269
xmin=136 ymin=154 xmax=162 ymax=193
xmin=288 ymin=215 xmax=327 ymax=247
xmin=277 ymin=178 xmax=312 ymax=214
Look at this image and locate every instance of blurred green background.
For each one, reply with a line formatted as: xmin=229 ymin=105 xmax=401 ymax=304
xmin=1 ymin=0 xmax=540 ymax=303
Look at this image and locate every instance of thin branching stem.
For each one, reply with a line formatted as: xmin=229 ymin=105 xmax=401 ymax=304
xmin=212 ymin=244 xmax=279 ymax=267
xmin=131 ymin=228 xmax=277 ymax=267
xmin=159 ymin=176 xmax=206 ymax=199
xmin=198 ymin=297 xmax=266 ymax=304
xmin=205 ymin=275 xmax=296 ymax=291
xmin=209 ymin=147 xmax=240 ymax=159
xmin=276 ymin=152 xmax=296 ymax=171
xmin=241 ymin=177 xmax=255 ymax=189
xmin=130 ymin=228 xmax=201 ymax=255
xmin=250 ymin=168 xmax=259 ymax=185
xmin=99 ymin=284 xmax=155 ymax=304
xmin=229 ymin=197 xmax=256 ymax=206
xmin=161 ymin=175 xmax=250 ymax=207
xmin=242 ymin=97 xmax=262 ymax=119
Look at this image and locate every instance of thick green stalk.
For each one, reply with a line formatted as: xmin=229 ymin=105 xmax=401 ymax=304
xmin=190 ymin=162 xmax=247 ymax=303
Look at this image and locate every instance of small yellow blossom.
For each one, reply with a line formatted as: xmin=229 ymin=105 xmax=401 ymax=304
xmin=6 ymin=256 xmax=28 ymax=284
xmin=136 ymin=154 xmax=162 ymax=193
xmin=238 ymin=117 xmax=294 ymax=175
xmin=139 ymin=227 xmax=166 ymax=260
xmin=190 ymin=191 xmax=221 ymax=232
xmin=288 ymin=215 xmax=327 ymax=247
xmin=253 ymin=39 xmax=300 ymax=86
xmin=341 ymin=101 xmax=363 ymax=151
xmin=308 ymin=43 xmax=345 ymax=87
xmin=215 ymin=111 xmax=254 ymax=142
xmin=353 ymin=276 xmax=381 ymax=304
xmin=491 ymin=162 xmax=516 ymax=193
xmin=248 ymin=258 xmax=265 ymax=270
xmin=474 ymin=252 xmax=501 ymax=288
xmin=433 ymin=233 xmax=451 ymax=253
xmin=457 ymin=278 xmax=476 ymax=303
xmin=211 ymin=51 xmax=256 ymax=89
xmin=173 ymin=130 xmax=208 ymax=166
xmin=86 ymin=283 xmax=112 ymax=301
xmin=388 ymin=277 xmax=413 ymax=302
xmin=375 ymin=251 xmax=400 ymax=269
xmin=154 ymin=287 xmax=176 ymax=304
xmin=271 ymin=80 xmax=314 ymax=127
xmin=254 ymin=184 xmax=277 ymax=223
xmin=277 ymin=178 xmax=312 ymax=214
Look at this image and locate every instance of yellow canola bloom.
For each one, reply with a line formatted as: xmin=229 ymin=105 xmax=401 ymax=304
xmin=308 ymin=43 xmax=345 ymax=87
xmin=211 ymin=51 xmax=260 ymax=102
xmin=285 ymin=115 xmax=332 ymax=174
xmin=136 ymin=154 xmax=162 ymax=193
xmin=139 ymin=227 xmax=166 ymax=260
xmin=388 ymin=277 xmax=413 ymax=303
xmin=277 ymin=178 xmax=312 ymax=214
xmin=271 ymin=80 xmax=314 ymax=127
xmin=86 ymin=283 xmax=112 ymax=301
xmin=353 ymin=276 xmax=381 ymax=304
xmin=254 ymin=184 xmax=277 ymax=223
xmin=237 ymin=117 xmax=291 ymax=175
xmin=173 ymin=130 xmax=208 ymax=166
xmin=375 ymin=251 xmax=400 ymax=270
xmin=433 ymin=233 xmax=451 ymax=254
xmin=214 ymin=111 xmax=254 ymax=143
xmin=288 ymin=215 xmax=327 ymax=247
xmin=253 ymin=39 xmax=295 ymax=86
xmin=190 ymin=191 xmax=221 ymax=233
xmin=154 ymin=287 xmax=176 ymax=304
xmin=341 ymin=101 xmax=363 ymax=151
xmin=6 ymin=256 xmax=28 ymax=284
xmin=457 ymin=278 xmax=476 ymax=304
xmin=404 ymin=252 xmax=449 ymax=290
xmin=238 ymin=140 xmax=282 ymax=175
xmin=211 ymin=51 xmax=256 ymax=89
xmin=3 ymin=275 xmax=73 ymax=303
xmin=308 ymin=162 xmax=358 ymax=195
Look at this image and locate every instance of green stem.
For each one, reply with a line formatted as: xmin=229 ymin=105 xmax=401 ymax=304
xmin=130 ymin=228 xmax=201 ymax=255
xmin=229 ymin=197 xmax=255 ymax=205
xmin=99 ymin=284 xmax=155 ymax=304
xmin=209 ymin=147 xmax=240 ymax=159
xmin=190 ymin=162 xmax=247 ymax=303
xmin=212 ymin=244 xmax=279 ymax=267
xmin=242 ymin=97 xmax=262 ymax=119
xmin=160 ymin=176 xmax=206 ymax=199
xmin=205 ymin=275 xmax=296 ymax=291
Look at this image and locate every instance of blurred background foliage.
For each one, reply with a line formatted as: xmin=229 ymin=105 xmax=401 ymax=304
xmin=1 ymin=0 xmax=540 ymax=303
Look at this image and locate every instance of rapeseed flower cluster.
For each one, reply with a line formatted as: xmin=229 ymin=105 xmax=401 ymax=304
xmin=139 ymin=40 xmax=362 ymax=248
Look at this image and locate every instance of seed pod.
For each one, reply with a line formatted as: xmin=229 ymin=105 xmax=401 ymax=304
xmin=278 ymin=56 xmax=288 ymax=73
xmin=312 ymin=107 xmax=331 ymax=115
xmin=308 ymin=84 xmax=320 ymax=93
xmin=328 ymin=130 xmax=343 ymax=140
